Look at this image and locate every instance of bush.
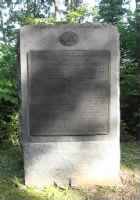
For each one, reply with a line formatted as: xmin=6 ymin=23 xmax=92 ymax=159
xmin=0 ymin=103 xmax=19 ymax=145
xmin=120 ymin=63 xmax=140 ymax=139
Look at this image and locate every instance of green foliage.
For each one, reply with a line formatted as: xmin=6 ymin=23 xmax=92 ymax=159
xmin=0 ymin=31 xmax=18 ymax=144
xmin=7 ymin=112 xmax=19 ymax=145
xmin=99 ymin=0 xmax=139 ymax=139
xmin=0 ymin=109 xmax=18 ymax=144
xmin=66 ymin=6 xmax=87 ymax=23
xmin=0 ymin=107 xmax=9 ymax=142
xmin=66 ymin=6 xmax=100 ymax=23
xmin=120 ymin=63 xmax=140 ymax=138
xmin=99 ymin=0 xmax=128 ymax=24
xmin=0 ymin=0 xmax=139 ymax=143
xmin=0 ymin=45 xmax=17 ymax=104
xmin=16 ymin=5 xmax=100 ymax=25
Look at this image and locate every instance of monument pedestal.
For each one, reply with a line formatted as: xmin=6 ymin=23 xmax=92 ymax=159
xmin=23 ymin=141 xmax=120 ymax=186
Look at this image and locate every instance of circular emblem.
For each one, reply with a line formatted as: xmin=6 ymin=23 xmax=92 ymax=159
xmin=59 ymin=31 xmax=78 ymax=46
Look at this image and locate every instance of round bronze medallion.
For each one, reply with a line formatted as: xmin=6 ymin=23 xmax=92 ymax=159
xmin=59 ymin=31 xmax=79 ymax=46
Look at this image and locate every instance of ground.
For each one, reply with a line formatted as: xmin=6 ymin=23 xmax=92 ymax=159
xmin=0 ymin=142 xmax=139 ymax=200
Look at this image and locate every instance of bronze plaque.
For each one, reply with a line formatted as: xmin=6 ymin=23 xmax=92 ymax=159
xmin=27 ymin=50 xmax=110 ymax=136
xmin=59 ymin=32 xmax=79 ymax=46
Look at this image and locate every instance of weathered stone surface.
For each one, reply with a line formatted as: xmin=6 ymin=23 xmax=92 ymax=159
xmin=20 ymin=23 xmax=120 ymax=186
xmin=23 ymin=141 xmax=120 ymax=186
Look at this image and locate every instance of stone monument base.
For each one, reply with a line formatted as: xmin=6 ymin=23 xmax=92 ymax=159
xmin=23 ymin=141 xmax=120 ymax=186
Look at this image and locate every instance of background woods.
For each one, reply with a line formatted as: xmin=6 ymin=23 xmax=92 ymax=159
xmin=0 ymin=0 xmax=139 ymax=144
xmin=0 ymin=1 xmax=139 ymax=200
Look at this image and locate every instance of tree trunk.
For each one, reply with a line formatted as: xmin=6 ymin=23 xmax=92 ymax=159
xmin=0 ymin=9 xmax=6 ymax=44
xmin=53 ymin=0 xmax=61 ymax=21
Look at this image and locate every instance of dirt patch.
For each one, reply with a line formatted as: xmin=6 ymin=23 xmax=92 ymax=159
xmin=84 ymin=170 xmax=140 ymax=200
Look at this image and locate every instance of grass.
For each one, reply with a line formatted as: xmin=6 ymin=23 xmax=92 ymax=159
xmin=121 ymin=142 xmax=140 ymax=171
xmin=0 ymin=142 xmax=139 ymax=200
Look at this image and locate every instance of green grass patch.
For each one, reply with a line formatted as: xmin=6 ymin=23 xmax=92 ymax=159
xmin=121 ymin=142 xmax=140 ymax=171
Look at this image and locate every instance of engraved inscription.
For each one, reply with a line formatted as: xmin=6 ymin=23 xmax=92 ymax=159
xmin=28 ymin=50 xmax=110 ymax=136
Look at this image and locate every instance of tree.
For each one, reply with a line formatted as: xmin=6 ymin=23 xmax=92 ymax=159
xmin=99 ymin=0 xmax=128 ymax=24
xmin=0 ymin=0 xmax=139 ymax=143
xmin=99 ymin=0 xmax=139 ymax=139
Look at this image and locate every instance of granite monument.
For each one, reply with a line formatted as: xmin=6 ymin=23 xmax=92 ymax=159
xmin=19 ymin=23 xmax=120 ymax=186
